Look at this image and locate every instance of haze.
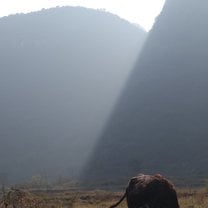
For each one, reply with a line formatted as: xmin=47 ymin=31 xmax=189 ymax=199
xmin=1 ymin=0 xmax=208 ymax=189
xmin=0 ymin=0 xmax=165 ymax=30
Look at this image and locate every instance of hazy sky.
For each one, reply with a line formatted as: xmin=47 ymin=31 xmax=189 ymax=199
xmin=0 ymin=0 xmax=165 ymax=31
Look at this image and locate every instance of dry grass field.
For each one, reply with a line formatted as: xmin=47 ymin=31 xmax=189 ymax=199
xmin=1 ymin=187 xmax=208 ymax=208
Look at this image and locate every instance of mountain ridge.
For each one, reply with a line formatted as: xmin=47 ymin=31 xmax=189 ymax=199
xmin=0 ymin=6 xmax=146 ymax=183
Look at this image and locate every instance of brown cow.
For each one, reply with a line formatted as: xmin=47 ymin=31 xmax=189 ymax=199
xmin=109 ymin=174 xmax=179 ymax=208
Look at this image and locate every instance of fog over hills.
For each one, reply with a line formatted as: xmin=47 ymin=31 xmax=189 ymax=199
xmin=84 ymin=0 xmax=208 ymax=182
xmin=0 ymin=6 xmax=146 ymax=183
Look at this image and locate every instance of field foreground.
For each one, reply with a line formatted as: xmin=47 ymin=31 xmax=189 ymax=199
xmin=1 ymin=188 xmax=208 ymax=208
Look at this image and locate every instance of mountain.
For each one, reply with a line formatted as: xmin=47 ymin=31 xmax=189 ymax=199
xmin=0 ymin=6 xmax=146 ymax=183
xmin=84 ymin=0 xmax=208 ymax=183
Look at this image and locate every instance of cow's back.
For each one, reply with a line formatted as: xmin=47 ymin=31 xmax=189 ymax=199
xmin=126 ymin=174 xmax=179 ymax=208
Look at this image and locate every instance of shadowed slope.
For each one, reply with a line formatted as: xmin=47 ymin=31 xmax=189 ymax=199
xmin=83 ymin=0 xmax=208 ymax=182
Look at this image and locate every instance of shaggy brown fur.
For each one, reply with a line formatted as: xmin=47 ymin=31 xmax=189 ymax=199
xmin=109 ymin=174 xmax=179 ymax=208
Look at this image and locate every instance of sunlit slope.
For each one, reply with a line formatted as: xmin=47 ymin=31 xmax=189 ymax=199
xmin=84 ymin=0 xmax=208 ymax=181
xmin=0 ymin=6 xmax=146 ymax=183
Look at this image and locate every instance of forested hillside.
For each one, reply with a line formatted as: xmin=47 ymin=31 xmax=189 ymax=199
xmin=0 ymin=6 xmax=146 ymax=183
